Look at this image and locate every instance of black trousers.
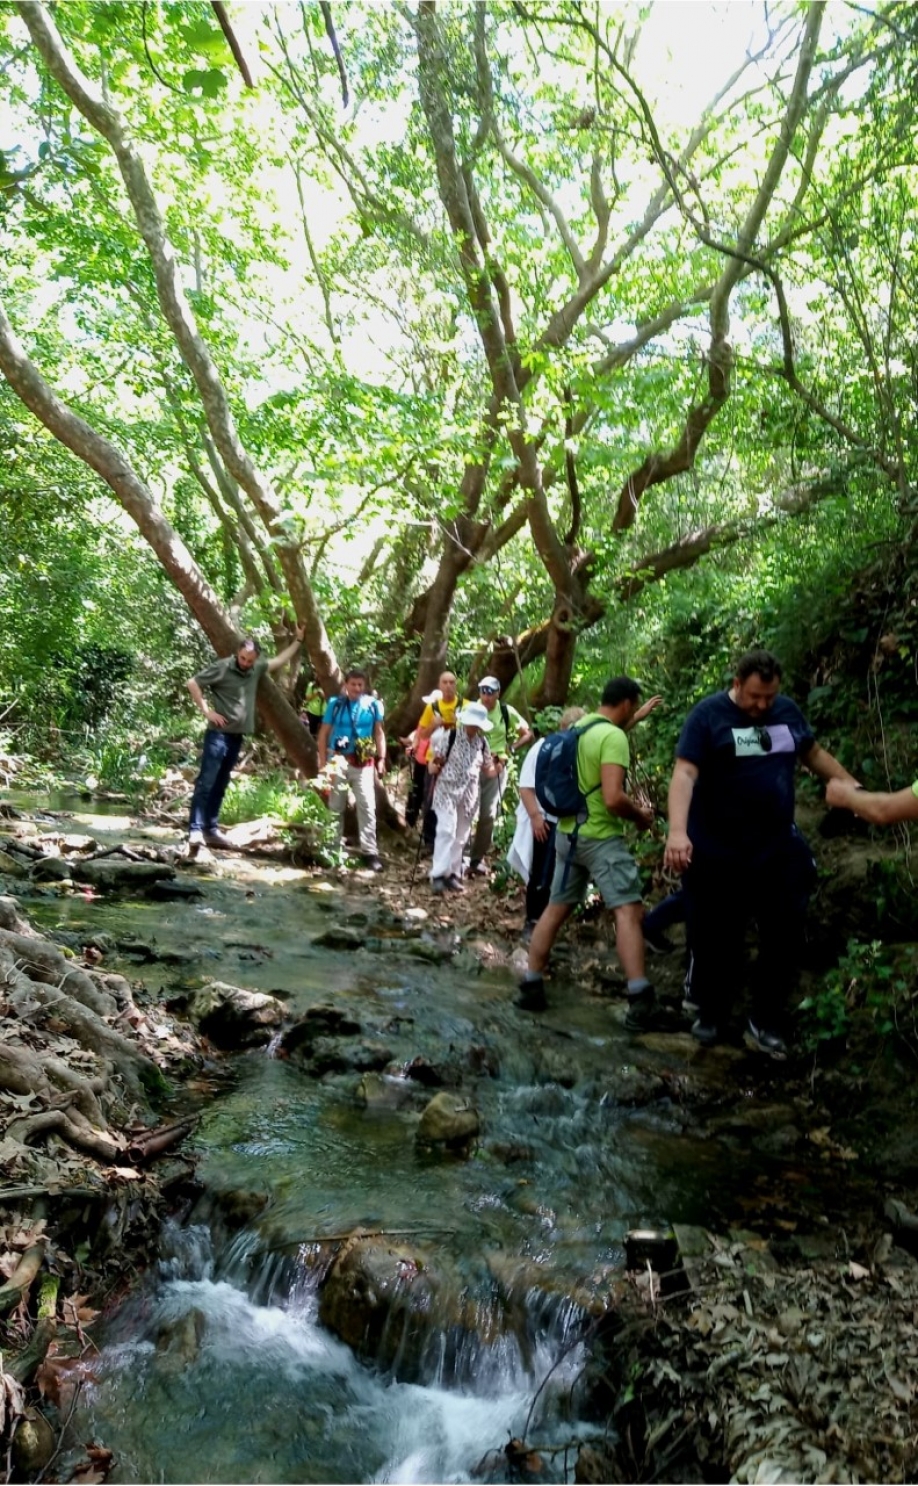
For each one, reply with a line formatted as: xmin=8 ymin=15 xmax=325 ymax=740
xmin=682 ymin=829 xmax=817 ymax=1029
xmin=405 ymin=759 xmax=437 ymax=843
xmin=525 ymin=826 xmax=557 ymax=923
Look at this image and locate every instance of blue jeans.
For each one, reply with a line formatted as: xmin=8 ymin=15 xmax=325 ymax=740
xmin=189 ymin=729 xmax=242 ymax=834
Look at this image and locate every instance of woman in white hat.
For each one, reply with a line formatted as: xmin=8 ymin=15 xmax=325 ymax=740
xmin=428 ymin=702 xmax=492 ymax=893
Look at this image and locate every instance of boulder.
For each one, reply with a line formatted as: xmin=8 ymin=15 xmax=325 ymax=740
xmin=416 ymin=1091 xmax=480 ymax=1150
xmin=71 ymin=860 xmax=177 ymax=893
xmin=279 ymin=1004 xmax=363 ymax=1056
xmin=186 ymin=981 xmax=287 ymax=1049
xmin=317 ymin=1234 xmax=447 ymax=1381
xmin=30 ymin=857 xmax=73 ymax=883
xmin=0 ymin=849 xmax=29 ymax=878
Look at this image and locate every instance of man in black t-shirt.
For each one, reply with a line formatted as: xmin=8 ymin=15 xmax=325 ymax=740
xmin=663 ymin=648 xmax=859 ymax=1058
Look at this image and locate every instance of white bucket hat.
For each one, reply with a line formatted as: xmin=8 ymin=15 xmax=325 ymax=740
xmin=422 ymin=688 xmax=443 ymax=705
xmin=457 ymin=701 xmax=492 ymax=731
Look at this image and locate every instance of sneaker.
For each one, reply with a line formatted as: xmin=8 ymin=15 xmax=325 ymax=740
xmin=364 ymin=856 xmax=384 ymax=873
xmin=188 ymin=829 xmax=204 ymax=848
xmin=445 ymin=874 xmax=465 ymax=893
xmin=746 ymin=1020 xmax=788 ymax=1060
xmin=431 ymin=877 xmax=448 ymax=895
xmin=203 ymin=829 xmax=235 ymax=850
xmin=468 ymin=859 xmax=489 ymax=878
xmin=691 ymin=1020 xmax=720 ymax=1047
xmin=624 ymin=986 xmax=658 ymax=1031
xmin=644 ymin=926 xmax=676 ymax=954
xmin=515 ymin=975 xmax=547 ymax=1012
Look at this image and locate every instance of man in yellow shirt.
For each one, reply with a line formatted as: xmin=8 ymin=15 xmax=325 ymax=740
xmin=518 ymin=677 xmax=656 ymax=1025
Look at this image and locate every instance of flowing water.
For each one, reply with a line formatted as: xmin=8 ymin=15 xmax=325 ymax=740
xmin=11 ymin=802 xmax=841 ymax=1482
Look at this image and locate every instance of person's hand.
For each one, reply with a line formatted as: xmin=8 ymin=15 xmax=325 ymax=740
xmin=633 ymin=695 xmax=663 ymax=724
xmin=375 ymin=757 xmax=386 ymax=777
xmin=633 ymin=804 xmax=655 ymax=832
xmin=664 ymin=830 xmax=692 ymax=872
xmin=530 ymin=811 xmax=551 ymax=842
xmin=826 ymin=778 xmax=859 ymax=809
xmin=207 ymin=710 xmax=227 ymax=727
xmin=294 ymin=622 xmax=306 ymax=643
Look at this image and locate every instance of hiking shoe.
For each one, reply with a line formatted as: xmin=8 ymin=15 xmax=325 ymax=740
xmin=445 ymin=874 xmax=465 ymax=893
xmin=691 ymin=1020 xmax=720 ymax=1048
xmin=515 ymin=976 xmax=547 ymax=1012
xmin=746 ymin=1020 xmax=788 ymax=1060
xmin=431 ymin=877 xmax=448 ymax=895
xmin=644 ymin=926 xmax=676 ymax=954
xmin=203 ymin=829 xmax=235 ymax=850
xmin=624 ymin=986 xmax=658 ymax=1031
xmin=468 ymin=859 xmax=489 ymax=878
xmin=364 ymin=856 xmax=384 ymax=873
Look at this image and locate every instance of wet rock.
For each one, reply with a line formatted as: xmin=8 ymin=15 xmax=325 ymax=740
xmin=416 ymin=1091 xmax=480 ymax=1150
xmin=317 ymin=1235 xmax=448 ymax=1382
xmin=311 ymin=926 xmax=365 ymax=950
xmin=155 ymin=1307 xmax=207 ymax=1370
xmin=0 ymin=895 xmax=31 ymax=932
xmin=406 ymin=938 xmax=455 ymax=964
xmin=279 ymin=1004 xmax=363 ymax=1056
xmin=146 ymin=878 xmax=204 ymax=900
xmin=186 ymin=980 xmax=288 ymax=1048
xmin=71 ymin=860 xmax=177 ymax=893
xmin=356 ymin=1072 xmax=416 ymax=1110
xmin=403 ymin=1055 xmax=445 ymax=1087
xmin=305 ymin=1037 xmax=393 ymax=1077
xmin=30 ymin=856 xmax=74 ymax=882
xmin=11 ymin=1407 xmax=55 ymax=1474
xmin=0 ymin=848 xmax=29 ymax=878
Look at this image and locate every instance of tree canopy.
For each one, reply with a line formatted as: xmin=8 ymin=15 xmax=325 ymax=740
xmin=1 ymin=0 xmax=915 ymax=757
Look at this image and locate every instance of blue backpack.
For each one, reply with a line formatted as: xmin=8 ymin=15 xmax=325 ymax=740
xmin=533 ymin=718 xmax=613 ymax=820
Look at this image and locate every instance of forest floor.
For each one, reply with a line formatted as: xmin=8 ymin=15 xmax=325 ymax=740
xmin=3 ymin=793 xmax=918 ymax=1482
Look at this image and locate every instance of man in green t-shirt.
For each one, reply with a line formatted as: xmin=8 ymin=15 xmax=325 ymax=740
xmin=187 ymin=626 xmax=305 ymax=851
xmin=468 ymin=675 xmax=534 ymax=875
xmin=518 ymin=676 xmax=658 ymax=1027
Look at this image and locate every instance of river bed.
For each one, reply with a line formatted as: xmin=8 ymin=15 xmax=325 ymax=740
xmin=8 ymin=800 xmax=861 ymax=1483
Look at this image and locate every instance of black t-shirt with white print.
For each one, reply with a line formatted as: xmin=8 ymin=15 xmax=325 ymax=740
xmin=675 ymin=690 xmax=815 ymax=858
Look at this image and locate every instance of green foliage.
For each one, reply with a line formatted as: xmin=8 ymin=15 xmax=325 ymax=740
xmin=800 ymin=938 xmax=918 ymax=1052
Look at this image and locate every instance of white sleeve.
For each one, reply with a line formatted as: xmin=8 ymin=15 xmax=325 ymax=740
xmin=518 ymin=738 xmax=542 ymax=788
xmin=429 ymin=726 xmax=449 ymax=759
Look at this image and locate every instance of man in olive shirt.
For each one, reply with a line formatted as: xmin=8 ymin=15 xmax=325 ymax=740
xmin=518 ymin=677 xmax=655 ymax=1023
xmin=187 ymin=626 xmax=305 ymax=850
xmin=468 ymin=675 xmax=534 ymax=875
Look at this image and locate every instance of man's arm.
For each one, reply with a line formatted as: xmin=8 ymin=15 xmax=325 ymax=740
xmin=626 ymin=695 xmax=663 ymax=730
xmin=266 ymin=623 xmax=306 ymax=674
xmin=373 ymin=715 xmax=387 ymax=776
xmin=800 ymin=742 xmax=859 ymax=786
xmin=600 ymin=763 xmax=654 ymax=829
xmin=511 ymin=708 xmax=535 ymax=752
xmin=519 ymin=785 xmax=551 ymax=841
xmin=826 ymin=778 xmax=918 ymax=825
xmin=187 ymin=677 xmax=226 ymax=728
xmin=663 ymin=758 xmax=699 ymax=872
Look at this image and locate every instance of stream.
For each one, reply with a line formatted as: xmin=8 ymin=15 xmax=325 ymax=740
xmin=10 ymin=797 xmax=855 ymax=1483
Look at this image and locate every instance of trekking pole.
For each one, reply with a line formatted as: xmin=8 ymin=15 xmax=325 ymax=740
xmin=408 ymin=772 xmax=435 ymax=895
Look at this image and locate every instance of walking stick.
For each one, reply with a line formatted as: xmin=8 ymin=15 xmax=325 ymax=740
xmin=408 ymin=771 xmax=435 ymax=894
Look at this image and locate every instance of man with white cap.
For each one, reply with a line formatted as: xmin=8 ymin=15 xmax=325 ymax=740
xmin=428 ymin=701 xmax=493 ymax=893
xmin=468 ymin=676 xmax=534 ymax=875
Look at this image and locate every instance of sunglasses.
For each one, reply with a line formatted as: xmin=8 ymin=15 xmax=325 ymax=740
xmin=479 ymin=686 xmax=498 ymax=695
xmin=754 ymin=727 xmax=772 ymax=753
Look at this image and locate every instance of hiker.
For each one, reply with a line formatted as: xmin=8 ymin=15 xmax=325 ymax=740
xmin=300 ymin=676 xmax=326 ymax=737
xmin=405 ymin=672 xmax=459 ymax=842
xmin=507 ymin=706 xmax=586 ymax=939
xmin=187 ymin=626 xmax=306 ymax=851
xmin=824 ymin=776 xmax=918 ymax=823
xmin=664 ymin=647 xmax=859 ymax=1057
xmin=517 ymin=678 xmax=657 ymax=1024
xmin=468 ymin=676 xmax=535 ymax=877
xmin=428 ymin=701 xmax=492 ymax=894
xmin=316 ymin=668 xmax=387 ymax=872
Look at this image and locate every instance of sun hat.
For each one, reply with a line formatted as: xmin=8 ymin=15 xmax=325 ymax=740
xmin=422 ymin=688 xmax=443 ymax=705
xmin=478 ymin=675 xmax=501 ymax=692
xmin=457 ymin=701 xmax=493 ymax=731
